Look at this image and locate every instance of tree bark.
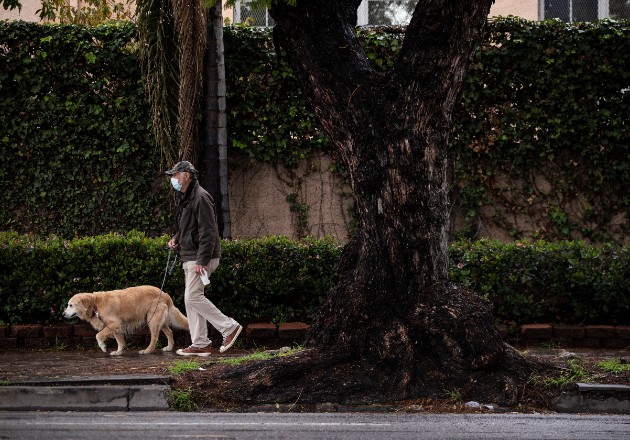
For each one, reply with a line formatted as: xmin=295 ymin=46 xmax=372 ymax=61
xmin=185 ymin=0 xmax=543 ymax=406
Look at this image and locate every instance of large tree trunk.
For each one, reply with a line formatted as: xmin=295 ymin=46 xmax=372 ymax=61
xmin=180 ymin=0 xmax=543 ymax=407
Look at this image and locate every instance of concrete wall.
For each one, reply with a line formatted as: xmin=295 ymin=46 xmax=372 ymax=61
xmin=228 ymin=152 xmax=353 ymax=241
xmin=228 ymin=152 xmax=629 ymax=243
xmin=490 ymin=0 xmax=538 ymax=21
xmin=1 ymin=1 xmax=536 ymax=24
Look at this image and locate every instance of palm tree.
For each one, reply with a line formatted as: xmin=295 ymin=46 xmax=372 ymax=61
xmin=137 ymin=0 xmax=230 ymax=236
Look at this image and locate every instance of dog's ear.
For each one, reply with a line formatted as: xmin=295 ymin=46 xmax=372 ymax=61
xmin=75 ymin=294 xmax=93 ymax=312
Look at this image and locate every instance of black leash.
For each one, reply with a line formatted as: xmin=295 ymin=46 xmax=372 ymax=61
xmin=145 ymin=246 xmax=179 ymax=327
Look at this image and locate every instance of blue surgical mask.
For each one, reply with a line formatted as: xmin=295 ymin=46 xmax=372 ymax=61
xmin=170 ymin=177 xmax=182 ymax=191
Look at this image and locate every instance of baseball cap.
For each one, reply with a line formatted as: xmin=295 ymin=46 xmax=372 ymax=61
xmin=165 ymin=161 xmax=198 ymax=176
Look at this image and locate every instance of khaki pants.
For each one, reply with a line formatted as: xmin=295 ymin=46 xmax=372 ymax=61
xmin=183 ymin=259 xmax=239 ymax=348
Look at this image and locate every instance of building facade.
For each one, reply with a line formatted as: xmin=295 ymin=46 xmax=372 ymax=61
xmin=3 ymin=0 xmax=629 ymax=24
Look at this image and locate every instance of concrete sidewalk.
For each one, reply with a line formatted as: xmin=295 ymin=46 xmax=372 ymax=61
xmin=0 ymin=348 xmax=240 ymax=411
xmin=0 ymin=347 xmax=628 ymax=412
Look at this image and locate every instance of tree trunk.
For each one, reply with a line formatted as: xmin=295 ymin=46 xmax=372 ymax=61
xmin=182 ymin=0 xmax=543 ymax=406
xmin=200 ymin=0 xmax=231 ymax=238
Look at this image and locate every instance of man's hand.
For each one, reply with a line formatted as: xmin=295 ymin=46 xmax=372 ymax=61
xmin=168 ymin=238 xmax=179 ymax=250
xmin=193 ymin=265 xmax=206 ymax=276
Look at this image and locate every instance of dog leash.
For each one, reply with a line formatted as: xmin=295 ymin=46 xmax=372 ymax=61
xmin=145 ymin=246 xmax=179 ymax=327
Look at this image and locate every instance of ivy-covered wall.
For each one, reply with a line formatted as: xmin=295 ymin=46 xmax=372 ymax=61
xmin=0 ymin=21 xmax=170 ymax=238
xmin=1 ymin=18 xmax=628 ymax=242
xmin=452 ymin=18 xmax=630 ymax=242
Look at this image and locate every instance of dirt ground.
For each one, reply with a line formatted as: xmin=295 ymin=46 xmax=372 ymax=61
xmin=1 ymin=346 xmax=628 ymax=413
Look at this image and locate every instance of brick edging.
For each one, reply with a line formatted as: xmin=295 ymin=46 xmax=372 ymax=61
xmin=498 ymin=324 xmax=630 ymax=349
xmin=0 ymin=322 xmax=311 ymax=350
xmin=1 ymin=323 xmax=628 ymax=350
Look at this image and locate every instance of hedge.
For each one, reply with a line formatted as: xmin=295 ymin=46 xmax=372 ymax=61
xmin=449 ymin=239 xmax=630 ymax=326
xmin=1 ymin=232 xmax=628 ymax=326
xmin=0 ymin=231 xmax=341 ymax=325
xmin=1 ymin=18 xmax=629 ymax=241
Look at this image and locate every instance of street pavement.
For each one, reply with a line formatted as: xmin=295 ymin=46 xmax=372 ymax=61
xmin=1 ymin=411 xmax=630 ymax=440
xmin=0 ymin=347 xmax=628 ymax=413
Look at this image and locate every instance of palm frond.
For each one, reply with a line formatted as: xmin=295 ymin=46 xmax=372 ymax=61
xmin=137 ymin=0 xmax=179 ymax=168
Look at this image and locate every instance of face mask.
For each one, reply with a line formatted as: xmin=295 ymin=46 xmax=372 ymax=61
xmin=170 ymin=177 xmax=182 ymax=191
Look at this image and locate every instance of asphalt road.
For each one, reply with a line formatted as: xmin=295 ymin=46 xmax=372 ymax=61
xmin=1 ymin=411 xmax=629 ymax=440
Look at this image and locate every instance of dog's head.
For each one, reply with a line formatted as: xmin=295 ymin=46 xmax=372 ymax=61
xmin=62 ymin=294 xmax=94 ymax=320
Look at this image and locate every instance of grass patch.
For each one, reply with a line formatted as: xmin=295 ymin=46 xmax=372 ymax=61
xmin=444 ymin=387 xmax=462 ymax=402
xmin=169 ymin=360 xmax=201 ymax=374
xmin=543 ymin=359 xmax=589 ymax=388
xmin=219 ymin=346 xmax=304 ymax=367
xmin=169 ymin=387 xmax=197 ymax=411
xmin=51 ymin=338 xmax=67 ymax=352
xmin=597 ymin=359 xmax=630 ymax=374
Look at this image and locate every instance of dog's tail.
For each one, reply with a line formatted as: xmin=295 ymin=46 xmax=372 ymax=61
xmin=168 ymin=305 xmax=190 ymax=331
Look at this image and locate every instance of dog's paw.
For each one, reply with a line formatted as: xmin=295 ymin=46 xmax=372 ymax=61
xmin=162 ymin=345 xmax=174 ymax=352
xmin=139 ymin=349 xmax=154 ymax=355
xmin=110 ymin=350 xmax=123 ymax=356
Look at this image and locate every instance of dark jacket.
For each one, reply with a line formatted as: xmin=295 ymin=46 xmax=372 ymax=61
xmin=175 ymin=179 xmax=221 ymax=265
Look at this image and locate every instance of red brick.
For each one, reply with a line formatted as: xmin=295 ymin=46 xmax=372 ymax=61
xmin=278 ymin=322 xmax=310 ymax=341
xmin=583 ymin=338 xmax=601 ymax=348
xmin=246 ymin=323 xmax=277 ymax=339
xmin=615 ymin=326 xmax=630 ymax=339
xmin=22 ymin=338 xmax=48 ymax=349
xmin=11 ymin=324 xmax=42 ymax=338
xmin=42 ymin=324 xmax=73 ymax=338
xmin=0 ymin=338 xmax=17 ymax=349
xmin=585 ymin=325 xmax=615 ymax=338
xmin=520 ymin=324 xmax=553 ymax=339
xmin=603 ymin=339 xmax=628 ymax=349
xmin=73 ymin=323 xmax=97 ymax=337
xmin=553 ymin=325 xmax=585 ymax=339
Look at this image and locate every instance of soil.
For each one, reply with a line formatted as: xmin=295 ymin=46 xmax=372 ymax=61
xmin=2 ymin=346 xmax=628 ymax=413
xmin=169 ymin=348 xmax=630 ymax=413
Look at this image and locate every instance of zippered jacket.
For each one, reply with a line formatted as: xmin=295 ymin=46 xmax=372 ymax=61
xmin=175 ymin=180 xmax=221 ymax=266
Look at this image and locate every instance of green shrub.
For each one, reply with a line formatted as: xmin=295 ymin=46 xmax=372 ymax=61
xmin=449 ymin=239 xmax=630 ymax=325
xmin=0 ymin=231 xmax=341 ymax=325
xmin=1 ymin=232 xmax=628 ymax=326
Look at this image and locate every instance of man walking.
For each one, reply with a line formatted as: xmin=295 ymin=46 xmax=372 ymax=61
xmin=166 ymin=161 xmax=242 ymax=356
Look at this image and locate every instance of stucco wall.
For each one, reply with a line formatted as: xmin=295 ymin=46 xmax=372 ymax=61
xmin=490 ymin=0 xmax=539 ymax=20
xmin=229 ymin=152 xmax=628 ymax=243
xmin=228 ymin=152 xmax=353 ymax=241
xmin=1 ymin=1 xmax=536 ymax=25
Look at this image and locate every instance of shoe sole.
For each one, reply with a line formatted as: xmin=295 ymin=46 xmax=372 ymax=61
xmin=219 ymin=325 xmax=243 ymax=353
xmin=176 ymin=350 xmax=212 ymax=357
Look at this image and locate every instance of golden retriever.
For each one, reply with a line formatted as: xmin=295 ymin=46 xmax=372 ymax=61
xmin=62 ymin=285 xmax=189 ymax=356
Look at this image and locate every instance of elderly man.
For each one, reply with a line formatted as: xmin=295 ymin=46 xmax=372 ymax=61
xmin=166 ymin=161 xmax=242 ymax=356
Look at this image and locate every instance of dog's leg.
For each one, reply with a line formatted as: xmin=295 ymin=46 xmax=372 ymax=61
xmin=111 ymin=331 xmax=126 ymax=356
xmin=95 ymin=329 xmax=110 ymax=353
xmin=161 ymin=326 xmax=175 ymax=352
xmin=140 ymin=303 xmax=167 ymax=354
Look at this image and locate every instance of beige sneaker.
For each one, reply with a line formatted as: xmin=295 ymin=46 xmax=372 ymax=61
xmin=219 ymin=325 xmax=243 ymax=353
xmin=176 ymin=345 xmax=213 ymax=357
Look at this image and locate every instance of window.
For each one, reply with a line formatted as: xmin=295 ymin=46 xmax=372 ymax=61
xmin=357 ymin=0 xmax=419 ymax=26
xmin=541 ymin=0 xmax=630 ymax=21
xmin=234 ymin=1 xmax=275 ymax=27
xmin=234 ymin=0 xmax=419 ymax=27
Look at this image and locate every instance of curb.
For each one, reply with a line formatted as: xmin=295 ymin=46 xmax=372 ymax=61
xmin=0 ymin=375 xmax=172 ymax=411
xmin=2 ymin=379 xmax=629 ymax=414
xmin=553 ymin=383 xmax=630 ymax=414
